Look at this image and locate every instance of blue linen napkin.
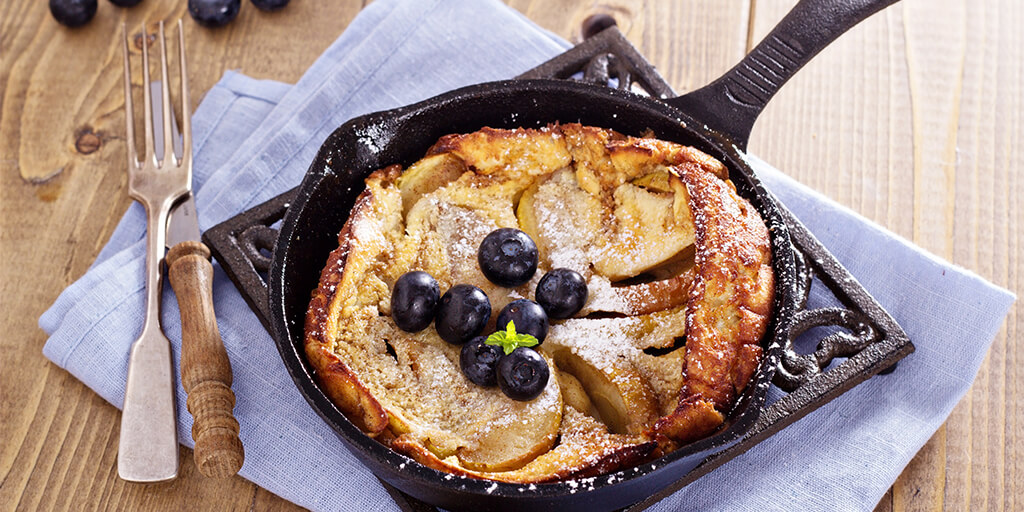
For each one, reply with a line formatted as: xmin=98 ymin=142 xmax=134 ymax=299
xmin=39 ymin=0 xmax=1014 ymax=510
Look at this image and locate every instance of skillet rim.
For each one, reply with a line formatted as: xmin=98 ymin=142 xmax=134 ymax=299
xmin=269 ymin=77 xmax=798 ymax=508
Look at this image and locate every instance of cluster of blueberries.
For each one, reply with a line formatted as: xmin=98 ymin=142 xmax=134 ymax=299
xmin=391 ymin=228 xmax=588 ymax=401
xmin=50 ymin=0 xmax=288 ymax=29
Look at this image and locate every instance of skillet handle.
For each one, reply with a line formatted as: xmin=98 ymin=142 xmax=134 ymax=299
xmin=664 ymin=0 xmax=899 ymax=149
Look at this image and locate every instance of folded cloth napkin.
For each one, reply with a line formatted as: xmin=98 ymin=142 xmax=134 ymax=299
xmin=40 ymin=0 xmax=1014 ymax=510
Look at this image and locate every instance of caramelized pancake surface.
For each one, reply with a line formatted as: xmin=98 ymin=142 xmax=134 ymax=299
xmin=305 ymin=124 xmax=773 ymax=482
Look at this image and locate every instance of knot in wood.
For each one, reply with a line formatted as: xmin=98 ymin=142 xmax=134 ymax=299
xmin=75 ymin=129 xmax=101 ymax=154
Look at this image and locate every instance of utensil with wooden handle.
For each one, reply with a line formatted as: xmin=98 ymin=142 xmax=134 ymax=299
xmin=156 ymin=20 xmax=245 ymax=478
xmin=167 ymin=241 xmax=244 ymax=478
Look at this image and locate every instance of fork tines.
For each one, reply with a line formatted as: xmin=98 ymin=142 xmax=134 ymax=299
xmin=121 ymin=19 xmax=191 ymax=171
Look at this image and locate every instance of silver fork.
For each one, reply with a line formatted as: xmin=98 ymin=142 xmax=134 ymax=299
xmin=117 ymin=20 xmax=191 ymax=483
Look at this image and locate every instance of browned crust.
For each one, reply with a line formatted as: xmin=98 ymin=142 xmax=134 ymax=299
xmin=681 ymin=162 xmax=773 ymax=406
xmin=426 ymin=126 xmax=512 ymax=157
xmin=425 ymin=125 xmax=569 ymax=178
xmin=304 ymin=179 xmax=394 ymax=435
xmin=391 ymin=435 xmax=480 ymax=478
xmin=731 ymin=344 xmax=764 ymax=394
xmin=652 ymin=161 xmax=774 ymax=442
xmin=558 ymin=440 xmax=659 ymax=481
xmin=305 ymin=344 xmax=389 ymax=434
xmin=650 ymin=396 xmax=724 ymax=444
xmin=606 ymin=133 xmax=729 ymax=181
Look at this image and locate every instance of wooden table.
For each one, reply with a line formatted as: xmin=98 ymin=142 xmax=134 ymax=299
xmin=1 ymin=0 xmax=1019 ymax=510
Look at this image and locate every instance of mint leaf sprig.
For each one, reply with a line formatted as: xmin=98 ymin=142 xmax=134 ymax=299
xmin=485 ymin=320 xmax=538 ymax=355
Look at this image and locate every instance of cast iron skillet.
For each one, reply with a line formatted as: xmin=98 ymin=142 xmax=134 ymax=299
xmin=269 ymin=0 xmax=899 ymax=510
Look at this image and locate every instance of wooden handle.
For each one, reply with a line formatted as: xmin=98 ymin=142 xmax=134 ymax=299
xmin=167 ymin=241 xmax=244 ymax=478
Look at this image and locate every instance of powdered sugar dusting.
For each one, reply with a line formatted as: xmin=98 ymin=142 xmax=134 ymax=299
xmin=530 ymin=169 xmax=597 ymax=274
xmin=546 ymin=316 xmax=643 ymax=372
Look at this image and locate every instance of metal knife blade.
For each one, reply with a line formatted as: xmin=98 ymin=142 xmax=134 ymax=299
xmin=167 ymin=194 xmax=201 ymax=246
xmin=151 ymin=81 xmax=201 ymax=246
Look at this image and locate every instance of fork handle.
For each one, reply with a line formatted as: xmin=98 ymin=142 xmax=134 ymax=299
xmin=118 ymin=202 xmax=179 ymax=483
xmin=167 ymin=241 xmax=244 ymax=478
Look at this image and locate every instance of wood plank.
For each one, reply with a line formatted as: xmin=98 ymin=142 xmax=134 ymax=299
xmin=747 ymin=0 xmax=1022 ymax=510
xmin=747 ymin=0 xmax=915 ymax=239
xmin=947 ymin=0 xmax=1022 ymax=509
xmin=896 ymin=1 xmax=965 ymax=508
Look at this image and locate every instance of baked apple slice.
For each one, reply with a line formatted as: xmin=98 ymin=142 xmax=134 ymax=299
xmin=392 ymin=407 xmax=657 ymax=484
xmin=453 ymin=357 xmax=562 ymax=471
xmin=591 ymin=180 xmax=695 ymax=281
xmin=395 ymin=152 xmax=466 ymax=215
xmin=546 ymin=346 xmax=658 ymax=436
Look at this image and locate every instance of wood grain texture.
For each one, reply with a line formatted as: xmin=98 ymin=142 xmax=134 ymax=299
xmin=167 ymin=241 xmax=244 ymax=479
xmin=746 ymin=0 xmax=1022 ymax=511
xmin=1 ymin=0 xmax=1019 ymax=510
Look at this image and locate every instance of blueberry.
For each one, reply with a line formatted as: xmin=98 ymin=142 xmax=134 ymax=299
xmin=496 ymin=299 xmax=548 ymax=343
xmin=188 ymin=0 xmax=241 ymax=27
xmin=497 ymin=347 xmax=549 ymax=401
xmin=391 ymin=271 xmax=440 ymax=332
xmin=435 ymin=284 xmax=491 ymax=345
xmin=251 ymin=0 xmax=289 ymax=10
xmin=477 ymin=228 xmax=538 ymax=287
xmin=460 ymin=336 xmax=503 ymax=387
xmin=50 ymin=0 xmax=97 ymax=27
xmin=536 ymin=268 xmax=588 ymax=319
xmin=108 ymin=0 xmax=142 ymax=7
